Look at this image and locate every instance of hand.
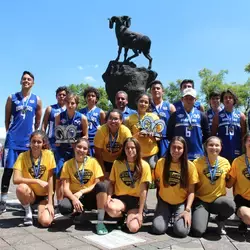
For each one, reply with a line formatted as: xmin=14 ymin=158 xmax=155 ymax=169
xmin=72 ymin=197 xmax=83 ymax=212
xmin=139 ymin=130 xmax=147 ymax=137
xmin=133 ymin=213 xmax=143 ymax=227
xmin=37 ymin=179 xmax=48 ymax=189
xmin=176 ymin=211 xmax=191 ymax=228
xmin=45 ymin=204 xmax=54 ymax=218
xmin=74 ymin=191 xmax=83 ymax=199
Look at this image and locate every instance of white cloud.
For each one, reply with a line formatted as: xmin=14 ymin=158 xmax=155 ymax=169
xmin=84 ymin=76 xmax=96 ymax=82
xmin=0 ymin=127 xmax=6 ymax=139
xmin=77 ymin=65 xmax=83 ymax=71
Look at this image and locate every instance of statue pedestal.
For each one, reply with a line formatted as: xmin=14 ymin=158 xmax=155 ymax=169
xmin=102 ymin=61 xmax=157 ymax=110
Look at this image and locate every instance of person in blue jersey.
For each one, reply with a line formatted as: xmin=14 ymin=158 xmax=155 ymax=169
xmin=54 ymin=93 xmax=88 ymax=203
xmin=167 ymin=88 xmax=210 ymax=161
xmin=42 ymin=86 xmax=69 ymax=152
xmin=173 ymin=79 xmax=205 ymax=112
xmin=150 ymin=80 xmax=176 ymax=157
xmin=115 ymin=91 xmax=137 ymax=121
xmin=206 ymin=91 xmax=222 ymax=131
xmin=212 ymin=89 xmax=246 ymax=163
xmin=79 ymin=87 xmax=106 ymax=156
xmin=0 ymin=71 xmax=42 ymax=214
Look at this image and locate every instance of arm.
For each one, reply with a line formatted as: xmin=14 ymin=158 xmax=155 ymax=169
xmin=226 ymin=176 xmax=236 ymax=188
xmin=138 ymin=182 xmax=148 ymax=215
xmin=240 ymin=113 xmax=247 ymax=144
xmin=94 ymin=147 xmax=105 ymax=173
xmin=166 ymin=112 xmax=176 ymax=141
xmin=35 ymin=97 xmax=42 ymax=129
xmin=41 ymin=106 xmax=52 ymax=132
xmin=5 ymin=96 xmax=12 ymax=131
xmin=199 ymin=104 xmax=205 ymax=112
xmin=81 ymin=115 xmax=88 ymax=139
xmin=74 ymin=179 xmax=99 ymax=197
xmin=201 ymin=112 xmax=210 ymax=143
xmin=211 ymin=114 xmax=219 ymax=136
xmin=100 ymin=110 xmax=106 ymax=125
xmin=47 ymin=169 xmax=54 ymax=206
xmin=169 ymin=103 xmax=176 ymax=114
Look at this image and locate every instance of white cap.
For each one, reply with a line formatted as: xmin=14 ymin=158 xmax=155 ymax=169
xmin=182 ymin=88 xmax=197 ymax=98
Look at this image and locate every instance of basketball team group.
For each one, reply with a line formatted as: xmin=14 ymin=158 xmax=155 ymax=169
xmin=0 ymin=70 xmax=249 ymax=238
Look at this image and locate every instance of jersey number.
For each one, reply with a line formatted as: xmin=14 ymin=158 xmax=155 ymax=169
xmin=225 ymin=125 xmax=234 ymax=136
xmin=185 ymin=127 xmax=191 ymax=137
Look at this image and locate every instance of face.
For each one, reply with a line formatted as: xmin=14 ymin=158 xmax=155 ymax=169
xmin=151 ymin=84 xmax=163 ymax=100
xmin=56 ymin=90 xmax=67 ymax=106
xmin=30 ymin=134 xmax=43 ymax=155
xmin=21 ymin=74 xmax=34 ymax=90
xmin=66 ymin=97 xmax=77 ymax=111
xmin=181 ymin=83 xmax=193 ymax=91
xmin=137 ymin=95 xmax=149 ymax=112
xmin=125 ymin=141 xmax=137 ymax=161
xmin=107 ymin=112 xmax=122 ymax=130
xmin=170 ymin=140 xmax=184 ymax=162
xmin=182 ymin=95 xmax=196 ymax=110
xmin=74 ymin=140 xmax=88 ymax=161
xmin=209 ymin=96 xmax=220 ymax=110
xmin=115 ymin=93 xmax=128 ymax=110
xmin=223 ymin=93 xmax=234 ymax=108
xmin=206 ymin=138 xmax=222 ymax=156
xmin=86 ymin=92 xmax=97 ymax=106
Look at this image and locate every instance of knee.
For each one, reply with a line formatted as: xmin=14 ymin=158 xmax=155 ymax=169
xmin=152 ymin=217 xmax=167 ymax=235
xmin=39 ymin=216 xmax=53 ymax=228
xmin=95 ymin=182 xmax=107 ymax=194
xmin=16 ymin=183 xmax=29 ymax=196
xmin=173 ymin=224 xmax=189 ymax=238
xmin=127 ymin=221 xmax=140 ymax=233
xmin=191 ymin=226 xmax=204 ymax=237
xmin=58 ymin=198 xmax=72 ymax=215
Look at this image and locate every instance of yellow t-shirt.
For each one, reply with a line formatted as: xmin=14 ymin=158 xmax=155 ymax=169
xmin=155 ymin=158 xmax=199 ymax=205
xmin=94 ymin=124 xmax=132 ymax=163
xmin=125 ymin=112 xmax=161 ymax=157
xmin=194 ymin=156 xmax=231 ymax=203
xmin=110 ymin=159 xmax=152 ymax=197
xmin=60 ymin=156 xmax=103 ymax=194
xmin=13 ymin=149 xmax=56 ymax=196
xmin=229 ymin=155 xmax=250 ymax=200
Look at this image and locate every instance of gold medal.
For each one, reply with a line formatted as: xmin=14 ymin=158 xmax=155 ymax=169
xmin=188 ymin=126 xmax=193 ymax=130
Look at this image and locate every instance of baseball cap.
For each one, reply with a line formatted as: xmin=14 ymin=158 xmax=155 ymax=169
xmin=182 ymin=88 xmax=197 ymax=98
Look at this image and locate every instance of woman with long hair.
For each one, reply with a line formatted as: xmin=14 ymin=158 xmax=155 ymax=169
xmin=105 ymin=137 xmax=151 ymax=233
xmin=59 ymin=138 xmax=108 ymax=235
xmin=227 ymin=132 xmax=250 ymax=234
xmin=13 ymin=130 xmax=55 ymax=227
xmin=152 ymin=136 xmax=198 ymax=237
xmin=192 ymin=136 xmax=235 ymax=236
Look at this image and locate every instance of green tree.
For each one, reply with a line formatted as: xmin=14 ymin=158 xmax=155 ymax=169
xmin=67 ymin=83 xmax=111 ymax=111
xmin=245 ymin=63 xmax=250 ymax=73
xmin=163 ymin=80 xmax=182 ymax=103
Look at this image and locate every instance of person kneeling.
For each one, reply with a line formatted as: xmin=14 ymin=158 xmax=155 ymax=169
xmin=105 ymin=137 xmax=152 ymax=233
xmin=13 ymin=130 xmax=55 ymax=227
xmin=58 ymin=138 xmax=108 ymax=235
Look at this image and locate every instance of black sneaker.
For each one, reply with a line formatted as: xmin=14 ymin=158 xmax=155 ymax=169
xmin=117 ymin=214 xmax=126 ymax=230
xmin=0 ymin=201 xmax=6 ymax=214
xmin=238 ymin=222 xmax=248 ymax=234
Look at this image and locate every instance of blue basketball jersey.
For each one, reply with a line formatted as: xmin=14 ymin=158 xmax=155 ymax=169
xmin=47 ymin=104 xmax=66 ymax=150
xmin=218 ymin=109 xmax=242 ymax=162
xmin=5 ymin=92 xmax=38 ymax=150
xmin=174 ymin=100 xmax=201 ymax=112
xmin=175 ymin=107 xmax=204 ymax=160
xmin=151 ymin=101 xmax=170 ymax=157
xmin=122 ymin=106 xmax=137 ymax=121
xmin=206 ymin=108 xmax=215 ymax=131
xmin=79 ymin=106 xmax=102 ymax=145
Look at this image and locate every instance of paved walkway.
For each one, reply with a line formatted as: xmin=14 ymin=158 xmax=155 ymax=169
xmin=0 ymin=169 xmax=249 ymax=250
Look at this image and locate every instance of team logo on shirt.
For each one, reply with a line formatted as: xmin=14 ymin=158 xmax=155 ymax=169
xmin=168 ymin=171 xmax=181 ymax=186
xmin=74 ymin=169 xmax=93 ymax=184
xmin=177 ymin=114 xmax=184 ymax=118
xmin=28 ymin=165 xmax=46 ymax=179
xmin=106 ymin=142 xmax=122 ymax=153
xmin=242 ymin=168 xmax=250 ymax=180
xmin=203 ymin=168 xmax=223 ymax=181
xmin=120 ymin=170 xmax=135 ymax=187
xmin=30 ymin=100 xmax=35 ymax=103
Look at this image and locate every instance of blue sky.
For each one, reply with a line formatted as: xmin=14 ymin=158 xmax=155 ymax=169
xmin=1 ymin=0 xmax=250 ymax=134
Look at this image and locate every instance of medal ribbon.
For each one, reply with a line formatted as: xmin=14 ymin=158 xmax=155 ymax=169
xmin=224 ymin=111 xmax=233 ymax=129
xmin=125 ymin=161 xmax=135 ymax=187
xmin=206 ymin=157 xmax=219 ymax=184
xmin=75 ymin=157 xmax=88 ymax=185
xmin=183 ymin=107 xmax=194 ymax=128
xmin=66 ymin=111 xmax=76 ymax=125
xmin=109 ymin=131 xmax=118 ymax=152
xmin=30 ymin=152 xmax=42 ymax=179
xmin=20 ymin=92 xmax=32 ymax=113
xmin=244 ymin=155 xmax=250 ymax=175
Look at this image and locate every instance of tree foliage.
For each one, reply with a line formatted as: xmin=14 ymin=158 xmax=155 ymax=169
xmin=163 ymin=80 xmax=182 ymax=104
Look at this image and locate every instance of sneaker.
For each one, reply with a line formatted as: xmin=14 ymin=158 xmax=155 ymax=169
xmin=215 ymin=217 xmax=227 ymax=235
xmin=0 ymin=201 xmax=6 ymax=214
xmin=96 ymin=223 xmax=108 ymax=235
xmin=238 ymin=222 xmax=248 ymax=234
xmin=23 ymin=216 xmax=33 ymax=226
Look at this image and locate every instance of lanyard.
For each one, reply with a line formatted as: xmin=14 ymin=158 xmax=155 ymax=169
xmin=125 ymin=161 xmax=135 ymax=188
xmin=66 ymin=111 xmax=76 ymax=125
xmin=244 ymin=155 xmax=250 ymax=175
xmin=137 ymin=113 xmax=144 ymax=130
xmin=224 ymin=110 xmax=233 ymax=128
xmin=20 ymin=92 xmax=31 ymax=114
xmin=183 ymin=106 xmax=194 ymax=130
xmin=206 ymin=157 xmax=219 ymax=184
xmin=109 ymin=131 xmax=118 ymax=152
xmin=75 ymin=157 xmax=88 ymax=185
xmin=30 ymin=152 xmax=42 ymax=179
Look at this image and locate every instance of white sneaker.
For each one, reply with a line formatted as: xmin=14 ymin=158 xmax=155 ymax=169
xmin=24 ymin=215 xmax=33 ymax=226
xmin=215 ymin=218 xmax=227 ymax=235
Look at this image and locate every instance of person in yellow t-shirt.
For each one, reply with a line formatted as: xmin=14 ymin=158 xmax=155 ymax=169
xmin=13 ymin=130 xmax=55 ymax=227
xmin=59 ymin=138 xmax=108 ymax=235
xmin=227 ymin=132 xmax=250 ymax=234
xmin=152 ymin=136 xmax=199 ymax=237
xmin=125 ymin=93 xmax=163 ymax=170
xmin=192 ymin=136 xmax=235 ymax=236
xmin=94 ymin=109 xmax=132 ymax=179
xmin=105 ymin=137 xmax=152 ymax=233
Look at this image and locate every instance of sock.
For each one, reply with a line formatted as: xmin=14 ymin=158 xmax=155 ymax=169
xmin=57 ymin=200 xmax=61 ymax=206
xmin=97 ymin=209 xmax=105 ymax=224
xmin=1 ymin=194 xmax=7 ymax=203
xmin=23 ymin=204 xmax=32 ymax=218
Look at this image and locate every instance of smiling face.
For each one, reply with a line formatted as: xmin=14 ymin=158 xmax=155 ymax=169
xmin=137 ymin=95 xmax=150 ymax=113
xmin=125 ymin=141 xmax=137 ymax=162
xmin=30 ymin=134 xmax=43 ymax=157
xmin=205 ymin=137 xmax=222 ymax=157
xmin=151 ymin=83 xmax=164 ymax=101
xmin=107 ymin=111 xmax=122 ymax=131
xmin=209 ymin=95 xmax=220 ymax=110
xmin=115 ymin=93 xmax=128 ymax=110
xmin=170 ymin=140 xmax=184 ymax=163
xmin=21 ymin=73 xmax=34 ymax=91
xmin=182 ymin=95 xmax=196 ymax=111
xmin=66 ymin=97 xmax=77 ymax=112
xmin=74 ymin=140 xmax=89 ymax=162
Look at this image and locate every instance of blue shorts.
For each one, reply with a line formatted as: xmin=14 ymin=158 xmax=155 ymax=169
xmin=2 ymin=148 xmax=26 ymax=169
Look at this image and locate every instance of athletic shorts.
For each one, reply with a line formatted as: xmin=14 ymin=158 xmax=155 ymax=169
xmin=104 ymin=161 xmax=113 ymax=173
xmin=234 ymin=194 xmax=250 ymax=214
xmin=33 ymin=195 xmax=48 ymax=205
xmin=112 ymin=195 xmax=139 ymax=212
xmin=2 ymin=148 xmax=26 ymax=169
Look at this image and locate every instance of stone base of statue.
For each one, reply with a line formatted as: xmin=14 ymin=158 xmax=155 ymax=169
xmin=102 ymin=60 xmax=157 ymax=110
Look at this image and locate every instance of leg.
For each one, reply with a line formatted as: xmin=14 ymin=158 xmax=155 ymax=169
xmin=173 ymin=203 xmax=190 ymax=238
xmin=58 ymin=197 xmax=74 ymax=215
xmin=143 ymin=52 xmax=152 ymax=69
xmin=126 ymin=49 xmax=139 ymax=62
xmin=115 ymin=46 xmax=122 ymax=61
xmin=152 ymin=198 xmax=172 ymax=234
xmin=105 ymin=197 xmax=126 ymax=218
xmin=126 ymin=208 xmax=141 ymax=233
xmin=237 ymin=206 xmax=250 ymax=225
xmin=37 ymin=200 xmax=54 ymax=227
xmin=191 ymin=199 xmax=210 ymax=237
xmin=124 ymin=47 xmax=129 ymax=61
xmin=55 ymin=179 xmax=64 ymax=202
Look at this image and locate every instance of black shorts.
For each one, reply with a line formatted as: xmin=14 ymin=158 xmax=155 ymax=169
xmin=104 ymin=161 xmax=113 ymax=173
xmin=33 ymin=195 xmax=48 ymax=205
xmin=234 ymin=194 xmax=250 ymax=214
xmin=112 ymin=195 xmax=139 ymax=213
